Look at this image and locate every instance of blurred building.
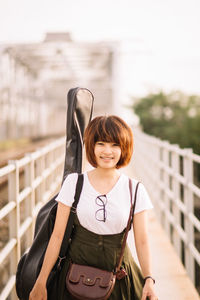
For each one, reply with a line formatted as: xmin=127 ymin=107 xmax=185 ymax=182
xmin=0 ymin=32 xmax=122 ymax=140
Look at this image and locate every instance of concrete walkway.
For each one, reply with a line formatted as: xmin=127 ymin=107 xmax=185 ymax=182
xmin=128 ymin=211 xmax=200 ymax=300
xmin=148 ymin=212 xmax=199 ymax=299
xmin=124 ymin=167 xmax=200 ymax=300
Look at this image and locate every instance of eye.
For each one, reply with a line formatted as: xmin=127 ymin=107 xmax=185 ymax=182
xmin=112 ymin=143 xmax=120 ymax=147
xmin=96 ymin=141 xmax=104 ymax=146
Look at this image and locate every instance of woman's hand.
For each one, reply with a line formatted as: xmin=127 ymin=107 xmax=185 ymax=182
xmin=29 ymin=280 xmax=47 ymax=300
xmin=141 ymin=278 xmax=158 ymax=300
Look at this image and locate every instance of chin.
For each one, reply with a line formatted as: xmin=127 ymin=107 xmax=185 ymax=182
xmin=96 ymin=159 xmax=118 ymax=169
xmin=100 ymin=164 xmax=117 ymax=169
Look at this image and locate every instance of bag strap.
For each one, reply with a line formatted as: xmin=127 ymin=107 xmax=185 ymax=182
xmin=59 ymin=174 xmax=84 ymax=260
xmin=115 ymin=180 xmax=140 ymax=273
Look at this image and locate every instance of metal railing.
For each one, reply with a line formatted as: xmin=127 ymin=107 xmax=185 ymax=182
xmin=0 ymin=137 xmax=65 ymax=300
xmin=132 ymin=128 xmax=200 ymax=293
xmin=0 ymin=130 xmax=200 ymax=298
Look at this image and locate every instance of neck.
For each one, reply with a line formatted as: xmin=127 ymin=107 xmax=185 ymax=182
xmin=93 ymin=167 xmax=119 ymax=179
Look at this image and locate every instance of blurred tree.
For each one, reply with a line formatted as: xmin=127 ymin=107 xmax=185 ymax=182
xmin=131 ymin=91 xmax=200 ymax=155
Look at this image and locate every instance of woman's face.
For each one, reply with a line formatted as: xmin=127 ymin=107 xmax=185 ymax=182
xmin=94 ymin=141 xmax=121 ymax=169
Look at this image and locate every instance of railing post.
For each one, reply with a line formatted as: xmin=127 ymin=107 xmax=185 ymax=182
xmin=152 ymin=141 xmax=161 ymax=218
xmin=49 ymin=149 xmax=54 ymax=190
xmin=35 ymin=149 xmax=45 ymax=205
xmin=25 ymin=153 xmax=35 ymax=243
xmin=172 ymin=146 xmax=181 ymax=257
xmin=158 ymin=145 xmax=164 ymax=223
xmin=163 ymin=142 xmax=170 ymax=237
xmin=45 ymin=150 xmax=53 ymax=192
xmin=184 ymin=148 xmax=195 ymax=283
xmin=8 ymin=160 xmax=20 ymax=300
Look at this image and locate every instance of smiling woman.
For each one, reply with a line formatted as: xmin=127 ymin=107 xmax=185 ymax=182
xmin=29 ymin=115 xmax=158 ymax=300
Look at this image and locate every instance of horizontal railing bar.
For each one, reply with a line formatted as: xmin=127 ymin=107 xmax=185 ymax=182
xmin=190 ymin=152 xmax=200 ymax=164
xmin=42 ymin=158 xmax=64 ymax=180
xmin=175 ymin=224 xmax=188 ymax=243
xmin=188 ymin=182 xmax=200 ymax=198
xmin=166 ymin=209 xmax=175 ymax=225
xmin=189 ymin=243 xmax=200 ymax=265
xmin=0 ymin=275 xmax=16 ymax=300
xmin=32 ymin=175 xmax=43 ymax=189
xmin=156 ymin=160 xmax=187 ymax=185
xmin=30 ymin=137 xmax=65 ymax=160
xmin=43 ymin=167 xmax=52 ymax=179
xmin=189 ymin=213 xmax=200 ymax=232
xmin=152 ymin=187 xmax=188 ymax=244
xmin=17 ymin=155 xmax=31 ymax=168
xmin=174 ymin=198 xmax=187 ymax=214
xmin=0 ymin=164 xmax=15 ymax=177
xmin=1 ymin=138 xmax=65 ymax=172
xmin=19 ymin=217 xmax=33 ymax=238
xmin=156 ymin=182 xmax=187 ymax=216
xmin=173 ymin=173 xmax=187 ymax=186
xmin=164 ymin=186 xmax=174 ymax=200
xmin=31 ymin=177 xmax=61 ymax=218
xmin=134 ymin=129 xmax=189 ymax=156
xmin=18 ymin=186 xmax=32 ymax=204
xmin=33 ymin=202 xmax=45 ymax=218
xmin=0 ymin=239 xmax=16 ymax=266
xmin=0 ymin=201 xmax=16 ymax=221
xmin=18 ymin=141 xmax=65 ymax=168
xmin=17 ymin=155 xmax=64 ymax=203
xmin=43 ymin=191 xmax=55 ymax=202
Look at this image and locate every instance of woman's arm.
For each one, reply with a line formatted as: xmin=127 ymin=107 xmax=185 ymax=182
xmin=29 ymin=202 xmax=70 ymax=300
xmin=133 ymin=210 xmax=157 ymax=300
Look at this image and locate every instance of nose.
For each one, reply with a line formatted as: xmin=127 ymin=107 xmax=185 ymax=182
xmin=103 ymin=144 xmax=112 ymax=154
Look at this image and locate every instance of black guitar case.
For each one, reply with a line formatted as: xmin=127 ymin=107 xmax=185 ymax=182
xmin=15 ymin=87 xmax=94 ymax=300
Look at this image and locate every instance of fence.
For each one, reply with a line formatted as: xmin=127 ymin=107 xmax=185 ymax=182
xmin=0 ymin=129 xmax=200 ymax=299
xmin=132 ymin=128 xmax=200 ymax=294
xmin=0 ymin=137 xmax=65 ymax=300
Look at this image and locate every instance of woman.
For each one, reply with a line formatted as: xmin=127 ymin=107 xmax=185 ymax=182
xmin=29 ymin=115 xmax=158 ymax=300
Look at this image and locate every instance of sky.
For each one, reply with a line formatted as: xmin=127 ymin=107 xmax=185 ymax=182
xmin=0 ymin=0 xmax=200 ymax=98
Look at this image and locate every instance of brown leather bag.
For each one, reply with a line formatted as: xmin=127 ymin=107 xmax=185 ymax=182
xmin=66 ymin=180 xmax=140 ymax=300
xmin=66 ymin=263 xmax=116 ymax=300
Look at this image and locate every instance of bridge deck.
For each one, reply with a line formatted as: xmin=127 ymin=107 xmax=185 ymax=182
xmin=147 ymin=212 xmax=198 ymax=299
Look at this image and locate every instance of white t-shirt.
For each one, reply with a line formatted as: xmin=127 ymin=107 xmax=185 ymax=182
xmin=55 ymin=172 xmax=153 ymax=235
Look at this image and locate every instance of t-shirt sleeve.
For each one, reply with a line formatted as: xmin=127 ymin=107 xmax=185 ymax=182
xmin=134 ymin=182 xmax=153 ymax=214
xmin=55 ymin=173 xmax=78 ymax=207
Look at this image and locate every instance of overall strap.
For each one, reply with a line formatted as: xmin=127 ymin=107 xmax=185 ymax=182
xmin=115 ymin=179 xmax=140 ymax=273
xmin=59 ymin=174 xmax=84 ymax=258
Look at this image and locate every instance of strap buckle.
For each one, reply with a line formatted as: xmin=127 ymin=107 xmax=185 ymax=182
xmin=114 ymin=267 xmax=127 ymax=280
xmin=70 ymin=206 xmax=76 ymax=213
xmin=57 ymin=256 xmax=66 ymax=270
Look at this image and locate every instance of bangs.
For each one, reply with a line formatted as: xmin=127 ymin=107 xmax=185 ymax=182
xmin=94 ymin=118 xmax=121 ymax=145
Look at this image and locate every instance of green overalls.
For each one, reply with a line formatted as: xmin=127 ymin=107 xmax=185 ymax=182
xmin=58 ymin=216 xmax=144 ymax=300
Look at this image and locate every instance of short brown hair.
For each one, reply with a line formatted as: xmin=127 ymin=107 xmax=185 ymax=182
xmin=84 ymin=115 xmax=133 ymax=169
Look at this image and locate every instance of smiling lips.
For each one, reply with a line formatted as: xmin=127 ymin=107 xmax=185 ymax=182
xmin=100 ymin=156 xmax=113 ymax=160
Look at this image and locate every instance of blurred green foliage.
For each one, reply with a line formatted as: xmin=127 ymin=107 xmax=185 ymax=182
xmin=131 ymin=91 xmax=200 ymax=155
